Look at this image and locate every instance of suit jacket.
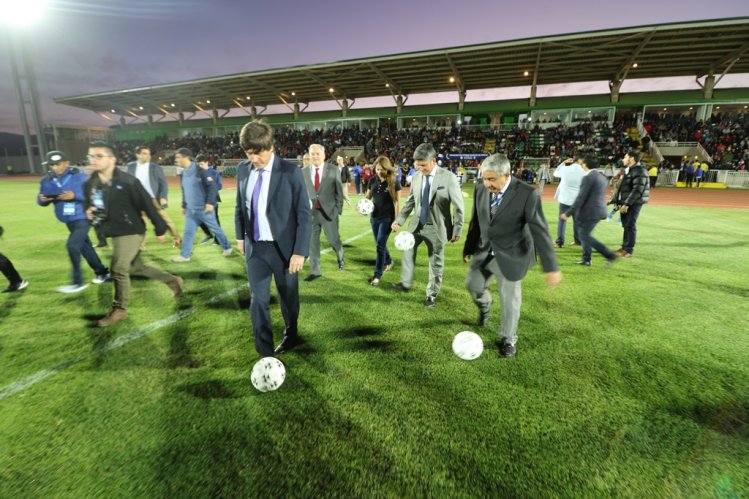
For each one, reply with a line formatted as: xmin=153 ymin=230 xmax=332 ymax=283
xmin=396 ymin=166 xmax=464 ymax=241
xmin=126 ymin=161 xmax=169 ymax=202
xmin=234 ymin=155 xmax=312 ymax=262
xmin=464 ymin=179 xmax=558 ymax=281
xmin=565 ymin=170 xmax=608 ymax=221
xmin=302 ymin=163 xmax=343 ymax=220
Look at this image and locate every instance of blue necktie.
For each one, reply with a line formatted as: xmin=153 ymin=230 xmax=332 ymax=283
xmin=491 ymin=192 xmax=502 ymax=217
xmin=419 ymin=175 xmax=431 ymax=225
xmin=251 ymin=169 xmax=264 ymax=241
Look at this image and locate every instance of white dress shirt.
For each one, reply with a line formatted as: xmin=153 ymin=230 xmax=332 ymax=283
xmin=135 ymin=163 xmax=155 ymax=197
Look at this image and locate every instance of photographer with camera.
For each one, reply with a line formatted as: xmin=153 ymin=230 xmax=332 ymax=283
xmin=38 ymin=151 xmax=111 ymax=294
xmin=84 ymin=142 xmax=183 ymax=327
xmin=0 ymin=225 xmax=29 ymax=293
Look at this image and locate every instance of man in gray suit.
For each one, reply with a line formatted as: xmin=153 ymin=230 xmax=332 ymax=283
xmin=391 ymin=143 xmax=464 ymax=307
xmin=560 ymin=155 xmax=618 ymax=266
xmin=463 ymin=154 xmax=561 ymax=357
xmin=126 ymin=146 xmax=181 ymax=248
xmin=303 ymin=143 xmax=344 ymax=281
xmin=234 ymin=120 xmax=311 ymax=357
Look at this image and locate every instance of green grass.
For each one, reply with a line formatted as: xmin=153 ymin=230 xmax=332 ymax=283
xmin=1 ymin=179 xmax=748 ymax=497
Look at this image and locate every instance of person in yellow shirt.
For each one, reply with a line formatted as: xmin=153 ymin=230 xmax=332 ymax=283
xmin=648 ymin=165 xmax=658 ymax=189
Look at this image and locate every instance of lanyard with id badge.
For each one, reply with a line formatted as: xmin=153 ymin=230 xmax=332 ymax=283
xmin=53 ymin=173 xmax=76 ymax=217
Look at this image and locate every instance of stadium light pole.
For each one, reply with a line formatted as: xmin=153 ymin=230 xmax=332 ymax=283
xmin=1 ymin=0 xmax=48 ymax=174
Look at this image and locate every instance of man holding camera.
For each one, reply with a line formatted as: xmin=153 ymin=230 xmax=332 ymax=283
xmin=38 ymin=150 xmax=110 ymax=293
xmin=84 ymin=142 xmax=183 ymax=327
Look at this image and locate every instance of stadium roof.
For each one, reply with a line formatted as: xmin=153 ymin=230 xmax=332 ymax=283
xmin=56 ymin=17 xmax=749 ymax=118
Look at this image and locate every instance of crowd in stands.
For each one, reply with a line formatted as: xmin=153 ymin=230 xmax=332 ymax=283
xmin=111 ymin=113 xmax=747 ymax=173
xmin=644 ymin=112 xmax=748 ymax=170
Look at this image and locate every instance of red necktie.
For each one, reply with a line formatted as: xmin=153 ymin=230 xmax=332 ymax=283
xmin=314 ymin=167 xmax=321 ymax=208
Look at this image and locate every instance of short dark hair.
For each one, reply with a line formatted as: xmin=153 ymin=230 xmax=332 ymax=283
xmin=90 ymin=141 xmax=115 ymax=156
xmin=195 ymin=154 xmax=208 ymax=163
xmin=239 ymin=120 xmax=274 ymax=153
xmin=627 ymin=149 xmax=642 ymax=162
xmin=583 ymin=154 xmax=600 ymax=169
xmin=135 ymin=146 xmax=151 ymax=154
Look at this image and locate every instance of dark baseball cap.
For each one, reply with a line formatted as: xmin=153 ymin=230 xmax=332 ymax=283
xmin=46 ymin=150 xmax=69 ymax=165
xmin=175 ymin=147 xmax=193 ymax=158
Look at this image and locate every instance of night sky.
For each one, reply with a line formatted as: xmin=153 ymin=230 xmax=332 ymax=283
xmin=1 ymin=0 xmax=748 ymax=133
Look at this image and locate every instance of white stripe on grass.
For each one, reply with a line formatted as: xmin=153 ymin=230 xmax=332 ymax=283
xmin=0 ymin=230 xmax=372 ymax=401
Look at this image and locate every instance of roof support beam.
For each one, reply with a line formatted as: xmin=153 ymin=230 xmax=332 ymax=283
xmin=529 ymin=43 xmax=543 ymax=107
xmin=609 ymin=30 xmax=655 ymax=103
xmin=698 ymin=40 xmax=749 ymax=77
xmin=445 ymin=53 xmax=466 ymax=110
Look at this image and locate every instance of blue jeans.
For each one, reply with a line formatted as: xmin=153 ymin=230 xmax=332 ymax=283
xmin=577 ymin=219 xmax=617 ymax=263
xmin=181 ymin=208 xmax=230 ymax=258
xmin=370 ymin=216 xmax=394 ymax=278
xmin=66 ymin=219 xmax=107 ymax=285
xmin=557 ymin=203 xmax=580 ymax=245
xmin=621 ymin=204 xmax=643 ymax=254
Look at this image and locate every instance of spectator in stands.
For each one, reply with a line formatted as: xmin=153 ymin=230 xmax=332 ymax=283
xmin=84 ymin=141 xmax=183 ymax=327
xmin=560 ymin=155 xmax=618 ymax=267
xmin=553 ymin=154 xmax=585 ymax=248
xmin=303 ymin=144 xmax=345 ymax=281
xmin=172 ymin=148 xmax=233 ymax=263
xmin=126 ymin=146 xmax=181 ymax=250
xmin=196 ymin=154 xmax=224 ymax=245
xmin=611 ymin=149 xmax=650 ymax=258
xmin=37 ymin=150 xmax=111 ymax=293
xmin=391 ymin=143 xmax=464 ymax=307
xmin=365 ymin=156 xmax=401 ymax=286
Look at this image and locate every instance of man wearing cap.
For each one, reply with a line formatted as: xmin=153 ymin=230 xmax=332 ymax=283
xmin=172 ymin=148 xmax=233 ymax=263
xmin=38 ymin=150 xmax=111 ymax=293
xmin=126 ymin=146 xmax=181 ymax=249
xmin=84 ymin=141 xmax=183 ymax=327
xmin=552 ymin=154 xmax=585 ymax=248
xmin=560 ymin=155 xmax=618 ymax=267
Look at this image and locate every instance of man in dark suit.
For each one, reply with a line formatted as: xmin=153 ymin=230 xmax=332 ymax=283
xmin=302 ymin=143 xmax=344 ymax=281
xmin=560 ymin=155 xmax=618 ymax=266
xmin=126 ymin=146 xmax=181 ymax=248
xmin=463 ymin=154 xmax=561 ymax=357
xmin=235 ymin=120 xmax=312 ymax=357
xmin=391 ymin=143 xmax=464 ymax=307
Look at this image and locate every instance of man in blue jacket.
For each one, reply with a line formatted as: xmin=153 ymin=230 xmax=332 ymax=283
xmin=38 ymin=150 xmax=110 ymax=293
xmin=172 ymin=148 xmax=232 ymax=262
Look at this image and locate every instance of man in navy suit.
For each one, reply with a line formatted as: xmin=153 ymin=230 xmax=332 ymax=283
xmin=560 ymin=155 xmax=618 ymax=266
xmin=235 ymin=120 xmax=312 ymax=357
xmin=463 ymin=154 xmax=561 ymax=357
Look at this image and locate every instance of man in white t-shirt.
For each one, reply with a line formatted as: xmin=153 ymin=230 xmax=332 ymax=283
xmin=552 ymin=154 xmax=585 ymax=248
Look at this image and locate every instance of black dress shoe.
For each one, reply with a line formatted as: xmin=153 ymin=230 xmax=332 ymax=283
xmin=304 ymin=274 xmax=322 ymax=282
xmin=274 ymin=336 xmax=302 ymax=354
xmin=575 ymin=260 xmax=592 ymax=267
xmin=479 ymin=310 xmax=490 ymax=326
xmin=391 ymin=283 xmax=410 ymax=292
xmin=337 ymin=260 xmax=344 ymax=270
xmin=499 ymin=341 xmax=516 ymax=357
xmin=424 ymin=297 xmax=436 ymax=307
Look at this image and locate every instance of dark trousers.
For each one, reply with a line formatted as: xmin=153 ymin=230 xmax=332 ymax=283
xmin=557 ymin=203 xmax=580 ymax=245
xmin=0 ymin=252 xmax=22 ymax=285
xmin=685 ymin=174 xmax=694 ymax=188
xmin=354 ymin=177 xmax=361 ymax=194
xmin=649 ymin=176 xmax=657 ymax=189
xmin=199 ymin=204 xmax=221 ymax=242
xmin=246 ymin=239 xmax=300 ymax=357
xmin=577 ymin=219 xmax=617 ymax=263
xmin=621 ymin=204 xmax=643 ymax=254
xmin=66 ymin=219 xmax=107 ymax=286
xmin=370 ymin=216 xmax=394 ymax=278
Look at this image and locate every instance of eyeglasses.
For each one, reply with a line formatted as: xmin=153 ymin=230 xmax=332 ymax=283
xmin=86 ymin=154 xmax=112 ymax=159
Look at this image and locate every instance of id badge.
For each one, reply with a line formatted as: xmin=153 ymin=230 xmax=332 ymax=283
xmin=63 ymin=203 xmax=76 ymax=216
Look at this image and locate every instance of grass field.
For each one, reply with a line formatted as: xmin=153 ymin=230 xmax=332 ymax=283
xmin=1 ymin=178 xmax=748 ymax=497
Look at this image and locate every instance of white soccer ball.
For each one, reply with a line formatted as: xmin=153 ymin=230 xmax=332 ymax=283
xmin=394 ymin=231 xmax=415 ymax=251
xmin=356 ymin=198 xmax=374 ymax=215
xmin=452 ymin=331 xmax=483 ymax=361
xmin=251 ymin=357 xmax=286 ymax=392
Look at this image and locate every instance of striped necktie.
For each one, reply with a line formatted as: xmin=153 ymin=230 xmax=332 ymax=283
xmin=490 ymin=192 xmax=502 ymax=217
